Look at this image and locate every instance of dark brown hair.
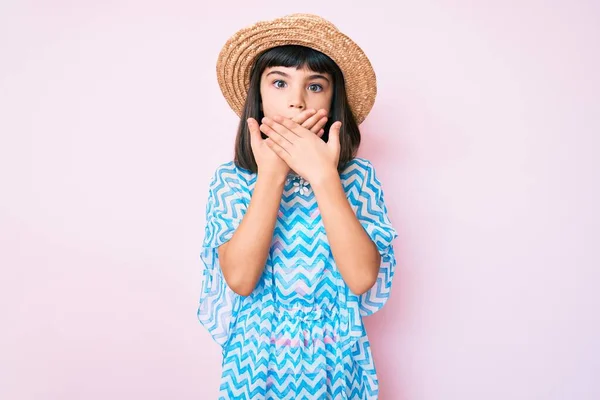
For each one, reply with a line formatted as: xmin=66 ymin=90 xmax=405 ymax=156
xmin=233 ymin=45 xmax=361 ymax=174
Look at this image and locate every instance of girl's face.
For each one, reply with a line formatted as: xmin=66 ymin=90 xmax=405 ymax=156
xmin=259 ymin=66 xmax=333 ymax=121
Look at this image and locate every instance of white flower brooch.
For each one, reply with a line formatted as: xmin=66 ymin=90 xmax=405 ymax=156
xmin=289 ymin=175 xmax=311 ymax=195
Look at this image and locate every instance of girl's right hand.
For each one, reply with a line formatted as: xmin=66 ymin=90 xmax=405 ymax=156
xmin=248 ymin=116 xmax=289 ymax=181
xmin=248 ymin=109 xmax=328 ymax=181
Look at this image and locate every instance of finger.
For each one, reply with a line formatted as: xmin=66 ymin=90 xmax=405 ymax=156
xmin=310 ymin=116 xmax=328 ymax=135
xmin=291 ymin=109 xmax=317 ymax=125
xmin=328 ymin=121 xmax=342 ymax=152
xmin=263 ymin=116 xmax=298 ymax=142
xmin=301 ymin=109 xmax=328 ymax=132
xmin=317 ymin=128 xmax=325 ymax=137
xmin=260 ymin=121 xmax=293 ymax=152
xmin=272 ymin=115 xmax=308 ymax=138
xmin=265 ymin=138 xmax=291 ymax=163
xmin=247 ymin=118 xmax=261 ymax=148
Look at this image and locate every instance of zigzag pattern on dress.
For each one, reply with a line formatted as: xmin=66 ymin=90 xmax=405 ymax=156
xmin=198 ymin=157 xmax=398 ymax=399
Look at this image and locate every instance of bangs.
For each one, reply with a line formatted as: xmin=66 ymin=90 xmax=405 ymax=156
xmin=253 ymin=45 xmax=339 ymax=77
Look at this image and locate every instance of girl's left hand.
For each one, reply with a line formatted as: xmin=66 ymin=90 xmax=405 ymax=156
xmin=259 ymin=115 xmax=342 ymax=184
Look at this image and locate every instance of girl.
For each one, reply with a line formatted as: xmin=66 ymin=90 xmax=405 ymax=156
xmin=198 ymin=13 xmax=399 ymax=400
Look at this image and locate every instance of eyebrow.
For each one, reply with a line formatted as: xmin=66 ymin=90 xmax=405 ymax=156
xmin=265 ymin=70 xmax=330 ymax=83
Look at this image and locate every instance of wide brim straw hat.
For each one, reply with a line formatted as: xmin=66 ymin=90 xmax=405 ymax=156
xmin=216 ymin=13 xmax=377 ymax=125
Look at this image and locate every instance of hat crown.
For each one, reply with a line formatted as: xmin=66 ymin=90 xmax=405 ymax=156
xmin=216 ymin=14 xmax=377 ymax=125
xmin=281 ymin=13 xmax=339 ymax=30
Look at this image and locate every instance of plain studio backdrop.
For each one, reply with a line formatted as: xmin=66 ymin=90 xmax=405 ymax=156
xmin=1 ymin=1 xmax=598 ymax=399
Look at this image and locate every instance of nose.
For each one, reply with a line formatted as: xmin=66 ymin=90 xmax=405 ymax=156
xmin=288 ymin=87 xmax=306 ymax=110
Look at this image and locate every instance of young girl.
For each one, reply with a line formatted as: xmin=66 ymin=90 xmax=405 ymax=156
xmin=198 ymin=13 xmax=399 ymax=400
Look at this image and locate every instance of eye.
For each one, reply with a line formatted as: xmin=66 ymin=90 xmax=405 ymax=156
xmin=308 ymin=83 xmax=323 ymax=92
xmin=273 ymin=80 xmax=287 ymax=89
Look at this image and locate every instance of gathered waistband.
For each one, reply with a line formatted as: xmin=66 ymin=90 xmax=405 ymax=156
xmin=274 ymin=303 xmax=338 ymax=322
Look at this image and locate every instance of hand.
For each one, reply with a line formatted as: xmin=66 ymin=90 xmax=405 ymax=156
xmin=248 ymin=109 xmax=329 ymax=181
xmin=291 ymin=108 xmax=329 ymax=137
xmin=259 ymin=115 xmax=342 ymax=184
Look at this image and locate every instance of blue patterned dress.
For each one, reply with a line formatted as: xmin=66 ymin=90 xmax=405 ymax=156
xmin=198 ymin=157 xmax=398 ymax=399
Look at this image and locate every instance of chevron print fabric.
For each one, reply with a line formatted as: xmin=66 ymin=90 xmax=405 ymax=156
xmin=198 ymin=157 xmax=398 ymax=399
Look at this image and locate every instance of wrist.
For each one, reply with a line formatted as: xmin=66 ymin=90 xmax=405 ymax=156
xmin=310 ymin=168 xmax=340 ymax=189
xmin=257 ymin=169 xmax=288 ymax=186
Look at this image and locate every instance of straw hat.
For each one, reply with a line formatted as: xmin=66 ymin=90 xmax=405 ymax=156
xmin=216 ymin=13 xmax=377 ymax=125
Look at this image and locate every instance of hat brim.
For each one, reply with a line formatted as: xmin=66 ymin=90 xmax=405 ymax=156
xmin=216 ymin=14 xmax=377 ymax=125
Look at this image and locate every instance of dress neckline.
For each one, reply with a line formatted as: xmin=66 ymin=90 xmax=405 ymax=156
xmin=285 ymin=172 xmax=311 ymax=194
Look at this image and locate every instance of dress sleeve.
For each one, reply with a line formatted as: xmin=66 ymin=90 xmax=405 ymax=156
xmin=354 ymin=160 xmax=399 ymax=316
xmin=197 ymin=162 xmax=247 ymax=347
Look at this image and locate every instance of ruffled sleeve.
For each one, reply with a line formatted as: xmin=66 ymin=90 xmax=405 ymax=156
xmin=337 ymin=158 xmax=399 ymax=351
xmin=348 ymin=159 xmax=399 ymax=317
xmin=197 ymin=162 xmax=247 ymax=347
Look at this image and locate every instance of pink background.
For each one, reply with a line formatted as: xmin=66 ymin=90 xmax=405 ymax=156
xmin=1 ymin=1 xmax=599 ymax=399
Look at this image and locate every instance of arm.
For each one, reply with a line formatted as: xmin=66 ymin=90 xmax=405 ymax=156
xmin=220 ymin=110 xmax=329 ymax=296
xmin=311 ymin=170 xmax=381 ymax=296
xmin=218 ymin=173 xmax=285 ymax=297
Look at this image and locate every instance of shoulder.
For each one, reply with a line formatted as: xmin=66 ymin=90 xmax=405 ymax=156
xmin=209 ymin=160 xmax=254 ymax=194
xmin=338 ymin=158 xmax=373 ymax=200
xmin=340 ymin=157 xmax=375 ymax=184
xmin=340 ymin=157 xmax=390 ymax=205
xmin=211 ymin=160 xmax=254 ymax=180
xmin=341 ymin=157 xmax=376 ymax=175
